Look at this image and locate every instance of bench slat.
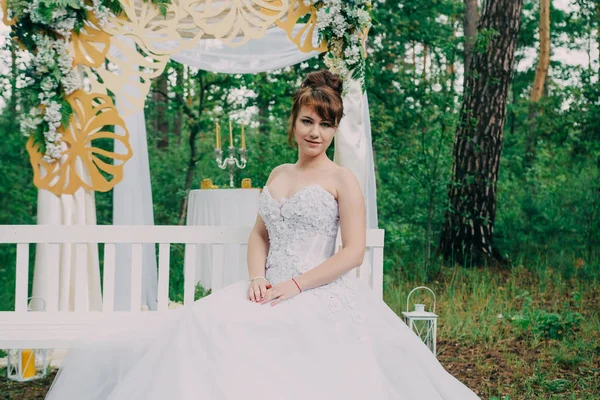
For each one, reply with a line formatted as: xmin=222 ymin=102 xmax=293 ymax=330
xmin=183 ymin=244 xmax=196 ymax=305
xmin=372 ymin=245 xmax=384 ymax=300
xmin=102 ymin=243 xmax=116 ymax=312
xmin=157 ymin=243 xmax=170 ymax=311
xmin=74 ymin=243 xmax=88 ymax=312
xmin=130 ymin=244 xmax=143 ymax=312
xmin=211 ymin=244 xmax=225 ymax=292
xmin=15 ymin=244 xmax=29 ymax=313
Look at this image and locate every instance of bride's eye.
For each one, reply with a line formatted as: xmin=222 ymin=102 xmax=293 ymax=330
xmin=301 ymin=119 xmax=312 ymax=125
xmin=321 ymin=122 xmax=332 ymax=128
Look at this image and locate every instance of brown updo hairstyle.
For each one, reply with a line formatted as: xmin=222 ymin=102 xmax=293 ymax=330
xmin=287 ymin=69 xmax=344 ymax=146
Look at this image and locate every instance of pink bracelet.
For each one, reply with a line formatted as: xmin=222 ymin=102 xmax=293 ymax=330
xmin=291 ymin=277 xmax=302 ymax=293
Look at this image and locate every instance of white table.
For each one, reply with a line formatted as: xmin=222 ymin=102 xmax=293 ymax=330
xmin=186 ymin=189 xmax=261 ymax=290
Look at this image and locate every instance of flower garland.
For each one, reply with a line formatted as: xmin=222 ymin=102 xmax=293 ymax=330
xmin=305 ymin=0 xmax=372 ymax=91
xmin=5 ymin=0 xmax=168 ymax=163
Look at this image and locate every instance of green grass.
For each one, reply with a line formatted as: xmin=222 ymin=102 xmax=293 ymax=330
xmin=383 ymin=260 xmax=600 ymax=399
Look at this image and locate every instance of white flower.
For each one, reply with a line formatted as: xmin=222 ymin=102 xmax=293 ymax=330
xmin=40 ymin=77 xmax=57 ymax=93
xmin=332 ymin=13 xmax=348 ymax=38
xmin=54 ymin=40 xmax=74 ymax=75
xmin=90 ymin=0 xmax=110 ymax=25
xmin=61 ymin=69 xmax=82 ymax=95
xmin=43 ymin=142 xmax=64 ymax=162
xmin=43 ymin=125 xmax=62 ymax=142
xmin=19 ymin=107 xmax=44 ymax=137
xmin=51 ymin=9 xmax=68 ymax=19
xmin=356 ymin=8 xmax=372 ymax=28
xmin=28 ymin=0 xmax=46 ymax=24
xmin=344 ymin=45 xmax=361 ymax=65
xmin=43 ymin=101 xmax=63 ymax=128
xmin=53 ymin=17 xmax=77 ymax=37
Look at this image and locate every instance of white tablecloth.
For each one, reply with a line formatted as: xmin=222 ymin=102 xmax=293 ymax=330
xmin=186 ymin=189 xmax=260 ymax=290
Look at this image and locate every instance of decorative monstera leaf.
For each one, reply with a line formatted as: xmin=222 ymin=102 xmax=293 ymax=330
xmin=71 ymin=12 xmax=112 ymax=68
xmin=27 ymin=90 xmax=133 ymax=195
xmin=272 ymin=0 xmax=327 ymax=53
xmin=183 ymin=0 xmax=288 ymax=46
xmin=1 ymin=0 xmax=16 ymax=26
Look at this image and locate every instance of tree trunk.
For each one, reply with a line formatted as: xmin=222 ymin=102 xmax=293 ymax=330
xmin=463 ymin=0 xmax=479 ymax=76
xmin=153 ymin=73 xmax=170 ymax=149
xmin=173 ymin=64 xmax=183 ymax=145
xmin=439 ymin=0 xmax=524 ymax=266
xmin=178 ymin=130 xmax=199 ymax=225
xmin=525 ymin=0 xmax=551 ymax=167
xmin=178 ymin=73 xmax=206 ymax=225
xmin=596 ymin=3 xmax=600 ymax=77
xmin=256 ymin=72 xmax=270 ymax=164
xmin=530 ymin=0 xmax=551 ymax=103
xmin=448 ymin=12 xmax=458 ymax=91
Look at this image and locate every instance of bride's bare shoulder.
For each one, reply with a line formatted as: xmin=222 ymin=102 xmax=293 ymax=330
xmin=333 ymin=166 xmax=362 ymax=198
xmin=266 ymin=164 xmax=294 ymax=185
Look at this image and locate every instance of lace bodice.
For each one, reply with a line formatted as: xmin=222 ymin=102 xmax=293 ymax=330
xmin=259 ymin=183 xmax=368 ymax=341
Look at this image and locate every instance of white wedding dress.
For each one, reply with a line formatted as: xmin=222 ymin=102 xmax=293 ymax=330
xmin=46 ymin=184 xmax=479 ymax=400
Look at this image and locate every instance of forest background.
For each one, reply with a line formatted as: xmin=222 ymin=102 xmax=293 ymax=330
xmin=0 ymin=0 xmax=599 ymax=399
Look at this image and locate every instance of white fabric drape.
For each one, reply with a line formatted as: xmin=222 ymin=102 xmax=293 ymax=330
xmin=113 ymin=108 xmax=159 ymax=311
xmin=364 ymin=94 xmax=378 ymax=229
xmin=172 ymin=25 xmax=321 ymax=73
xmin=112 ymin=36 xmax=158 ymax=311
xmin=334 ymin=78 xmax=379 ymax=228
xmin=31 ymin=188 xmax=102 ymax=312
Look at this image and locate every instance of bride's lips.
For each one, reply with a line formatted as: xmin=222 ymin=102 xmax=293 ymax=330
xmin=305 ymin=139 xmax=321 ymax=147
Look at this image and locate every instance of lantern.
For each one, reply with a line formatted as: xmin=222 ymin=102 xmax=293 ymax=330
xmin=6 ymin=297 xmax=50 ymax=382
xmin=401 ymin=286 xmax=438 ymax=356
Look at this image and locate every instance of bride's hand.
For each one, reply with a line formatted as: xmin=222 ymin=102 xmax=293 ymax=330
xmin=248 ymin=279 xmax=272 ymax=302
xmin=259 ymin=280 xmax=301 ymax=306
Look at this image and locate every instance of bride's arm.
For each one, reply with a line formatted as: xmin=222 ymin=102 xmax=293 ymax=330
xmin=247 ymin=214 xmax=270 ymax=280
xmin=294 ymin=168 xmax=366 ymax=291
xmin=247 ymin=165 xmax=285 ymax=281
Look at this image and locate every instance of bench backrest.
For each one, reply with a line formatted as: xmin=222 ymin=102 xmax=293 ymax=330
xmin=0 ymin=225 xmax=384 ymax=348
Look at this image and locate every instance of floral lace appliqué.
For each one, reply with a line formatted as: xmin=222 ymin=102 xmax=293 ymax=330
xmin=259 ymin=184 xmax=368 ymax=341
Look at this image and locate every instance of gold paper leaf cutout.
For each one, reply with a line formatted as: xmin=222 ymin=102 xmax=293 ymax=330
xmin=71 ymin=12 xmax=111 ymax=68
xmin=97 ymin=0 xmax=189 ymax=117
xmin=27 ymin=90 xmax=133 ymax=195
xmin=184 ymin=0 xmax=288 ymax=46
xmin=1 ymin=0 xmax=16 ymax=26
xmin=273 ymin=0 xmax=326 ymax=53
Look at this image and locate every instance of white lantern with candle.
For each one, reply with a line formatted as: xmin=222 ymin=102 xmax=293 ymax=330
xmin=401 ymin=286 xmax=438 ymax=356
xmin=6 ymin=297 xmax=50 ymax=382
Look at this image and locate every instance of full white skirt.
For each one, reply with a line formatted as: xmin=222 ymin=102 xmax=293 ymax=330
xmin=46 ymin=280 xmax=479 ymax=400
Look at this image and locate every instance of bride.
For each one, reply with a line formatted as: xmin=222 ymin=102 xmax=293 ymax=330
xmin=46 ymin=70 xmax=480 ymax=399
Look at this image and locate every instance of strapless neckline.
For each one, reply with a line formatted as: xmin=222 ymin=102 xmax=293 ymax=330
xmin=262 ymin=183 xmax=336 ymax=205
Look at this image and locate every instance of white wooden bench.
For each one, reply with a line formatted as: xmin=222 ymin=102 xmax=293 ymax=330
xmin=0 ymin=225 xmax=384 ymax=349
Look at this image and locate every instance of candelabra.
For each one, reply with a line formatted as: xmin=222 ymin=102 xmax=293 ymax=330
xmin=215 ymin=146 xmax=247 ymax=188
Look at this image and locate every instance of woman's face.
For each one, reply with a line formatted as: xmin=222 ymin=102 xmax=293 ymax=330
xmin=293 ymin=106 xmax=337 ymax=157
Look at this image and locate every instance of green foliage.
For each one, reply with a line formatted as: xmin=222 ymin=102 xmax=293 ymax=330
xmin=532 ymin=310 xmax=583 ymax=340
xmin=507 ymin=291 xmax=584 ymax=341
